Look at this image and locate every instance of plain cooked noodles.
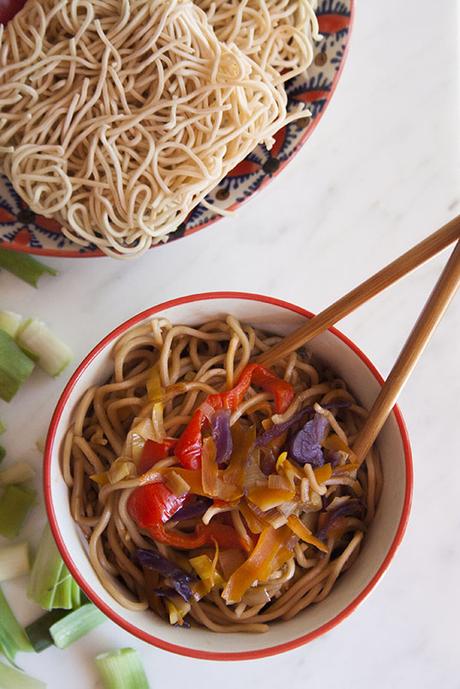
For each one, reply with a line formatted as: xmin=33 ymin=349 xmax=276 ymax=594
xmin=0 ymin=0 xmax=317 ymax=258
xmin=197 ymin=0 xmax=320 ymax=82
xmin=63 ymin=316 xmax=382 ymax=632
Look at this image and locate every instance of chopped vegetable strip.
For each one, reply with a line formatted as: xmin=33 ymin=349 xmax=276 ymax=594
xmin=0 ymin=485 xmax=36 ymax=539
xmin=27 ymin=525 xmax=74 ymax=610
xmin=16 ymin=319 xmax=72 ymax=377
xmin=95 ymin=648 xmax=150 ymax=689
xmin=0 ymin=585 xmax=32 ymax=664
xmin=0 ymin=247 xmax=57 ymax=287
xmin=287 ymin=515 xmax=328 ymax=553
xmin=0 ymin=542 xmax=29 ymax=582
xmin=0 ymin=661 xmax=46 ymax=689
xmin=25 ymin=610 xmax=70 ymax=653
xmin=49 ymin=603 xmax=106 ymax=649
xmin=0 ymin=311 xmax=23 ymax=338
xmin=0 ymin=331 xmax=34 ymax=402
xmin=0 ymin=461 xmax=35 ymax=486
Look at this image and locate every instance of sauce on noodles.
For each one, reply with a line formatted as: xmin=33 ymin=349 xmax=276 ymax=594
xmin=63 ymin=316 xmax=382 ymax=632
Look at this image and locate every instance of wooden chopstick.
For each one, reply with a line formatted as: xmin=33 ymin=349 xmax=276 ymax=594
xmin=353 ymin=240 xmax=460 ymax=465
xmin=257 ymin=215 xmax=460 ymax=367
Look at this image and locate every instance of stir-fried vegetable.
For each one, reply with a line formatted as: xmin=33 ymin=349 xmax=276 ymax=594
xmin=128 ymin=483 xmax=186 ymax=529
xmin=0 ymin=584 xmax=32 ymax=664
xmin=138 ymin=438 xmax=177 ymax=474
xmin=290 ymin=413 xmax=329 ymax=466
xmin=0 ymin=542 xmax=29 ymax=582
xmin=0 ymin=247 xmax=57 ymax=287
xmin=210 ymin=410 xmax=232 ymax=466
xmin=0 ymin=330 xmax=34 ymax=402
xmin=0 ymin=485 xmax=36 ymax=539
xmin=222 ymin=526 xmax=292 ymax=604
xmin=137 ymin=549 xmax=195 ymax=602
xmin=16 ymin=319 xmax=72 ymax=378
xmin=287 ymin=515 xmax=328 ymax=553
xmin=0 ymin=661 xmax=46 ymax=689
xmin=95 ymin=648 xmax=150 ymax=689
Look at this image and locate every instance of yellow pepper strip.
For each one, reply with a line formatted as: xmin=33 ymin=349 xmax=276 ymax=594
xmin=322 ymin=433 xmax=355 ymax=458
xmin=223 ymin=424 xmax=256 ymax=488
xmin=313 ymin=463 xmax=332 ymax=485
xmin=276 ymin=451 xmax=288 ymax=471
xmin=248 ymin=486 xmax=295 ymax=511
xmin=222 ymin=526 xmax=292 ymax=604
xmin=201 ymin=436 xmax=218 ymax=496
xmin=90 ymin=472 xmax=108 ymax=486
xmin=287 ymin=514 xmax=328 ymax=553
xmin=164 ymin=467 xmax=205 ymax=496
xmin=146 ymin=364 xmax=164 ymax=403
xmin=271 ymin=545 xmax=294 ymax=571
xmin=239 ymin=501 xmax=267 ymax=534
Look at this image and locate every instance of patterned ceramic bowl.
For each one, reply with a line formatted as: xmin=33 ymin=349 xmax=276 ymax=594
xmin=0 ymin=0 xmax=353 ymax=256
xmin=44 ymin=293 xmax=413 ymax=659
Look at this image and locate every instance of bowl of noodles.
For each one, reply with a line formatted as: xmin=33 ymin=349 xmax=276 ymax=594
xmin=44 ymin=293 xmax=412 ymax=659
xmin=0 ymin=0 xmax=353 ymax=258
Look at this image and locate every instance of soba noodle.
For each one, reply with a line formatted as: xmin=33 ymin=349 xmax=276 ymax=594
xmin=198 ymin=0 xmax=320 ymax=82
xmin=63 ymin=316 xmax=382 ymax=632
xmin=0 ymin=0 xmax=316 ymax=258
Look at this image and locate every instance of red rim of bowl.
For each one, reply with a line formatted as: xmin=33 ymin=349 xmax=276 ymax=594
xmin=3 ymin=1 xmax=354 ymax=258
xmin=44 ymin=291 xmax=413 ymax=660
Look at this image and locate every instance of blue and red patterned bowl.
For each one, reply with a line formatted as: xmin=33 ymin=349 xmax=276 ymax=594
xmin=0 ymin=0 xmax=353 ymax=257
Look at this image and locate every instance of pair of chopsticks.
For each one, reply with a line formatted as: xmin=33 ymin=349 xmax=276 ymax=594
xmin=258 ymin=215 xmax=460 ymax=464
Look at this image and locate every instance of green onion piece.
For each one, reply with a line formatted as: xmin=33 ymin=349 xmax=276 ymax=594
xmin=25 ymin=610 xmax=70 ymax=653
xmin=0 ymin=461 xmax=35 ymax=486
xmin=0 ymin=542 xmax=29 ymax=582
xmin=0 ymin=446 xmax=5 ymax=464
xmin=0 ymin=331 xmax=35 ymax=402
xmin=0 ymin=485 xmax=36 ymax=539
xmin=16 ymin=319 xmax=72 ymax=378
xmin=95 ymin=648 xmax=150 ymax=689
xmin=0 ymin=311 xmax=23 ymax=338
xmin=0 ymin=584 xmax=32 ymax=664
xmin=70 ymin=579 xmax=81 ymax=609
xmin=27 ymin=524 xmax=73 ymax=611
xmin=49 ymin=603 xmax=106 ymax=649
xmin=0 ymin=660 xmax=46 ymax=688
xmin=0 ymin=247 xmax=57 ymax=288
xmin=0 ymin=420 xmax=5 ymax=434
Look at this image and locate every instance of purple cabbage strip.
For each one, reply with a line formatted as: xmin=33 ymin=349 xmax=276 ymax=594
xmin=255 ymin=401 xmax=350 ymax=448
xmin=316 ymin=500 xmax=364 ymax=541
xmin=211 ymin=409 xmax=233 ymax=466
xmin=171 ymin=497 xmax=212 ymax=522
xmin=289 ymin=413 xmax=329 ymax=467
xmin=137 ymin=548 xmax=196 ymax=602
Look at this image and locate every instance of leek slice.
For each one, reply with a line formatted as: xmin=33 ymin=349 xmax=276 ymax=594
xmin=27 ymin=525 xmax=73 ymax=611
xmin=25 ymin=610 xmax=69 ymax=653
xmin=0 ymin=247 xmax=57 ymax=288
xmin=0 ymin=311 xmax=22 ymax=338
xmin=0 ymin=585 xmax=32 ymax=664
xmin=95 ymin=648 xmax=150 ymax=689
xmin=0 ymin=462 xmax=35 ymax=486
xmin=0 ymin=543 xmax=29 ymax=582
xmin=0 ymin=331 xmax=34 ymax=402
xmin=16 ymin=320 xmax=72 ymax=378
xmin=49 ymin=604 xmax=105 ymax=649
xmin=0 ymin=661 xmax=46 ymax=689
xmin=0 ymin=485 xmax=36 ymax=539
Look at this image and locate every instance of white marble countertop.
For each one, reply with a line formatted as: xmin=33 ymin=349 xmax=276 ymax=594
xmin=1 ymin=0 xmax=459 ymax=687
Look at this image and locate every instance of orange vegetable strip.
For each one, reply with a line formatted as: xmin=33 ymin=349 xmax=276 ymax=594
xmin=287 ymin=515 xmax=328 ymax=553
xmin=313 ymin=463 xmax=332 ymax=484
xmin=201 ymin=437 xmax=218 ymax=496
xmin=248 ymin=486 xmax=295 ymax=511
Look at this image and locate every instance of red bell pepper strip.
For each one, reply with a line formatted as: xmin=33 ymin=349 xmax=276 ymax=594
xmin=147 ymin=521 xmax=250 ymax=552
xmin=139 ymin=438 xmax=177 ymax=474
xmin=128 ymin=482 xmax=185 ymax=528
xmin=207 ymin=364 xmax=294 ymax=414
xmin=175 ymin=409 xmax=205 ymax=471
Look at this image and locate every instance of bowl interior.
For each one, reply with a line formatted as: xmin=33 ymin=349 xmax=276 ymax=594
xmin=46 ymin=295 xmax=410 ymax=658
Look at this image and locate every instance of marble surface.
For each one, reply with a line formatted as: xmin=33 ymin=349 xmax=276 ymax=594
xmin=1 ymin=0 xmax=459 ymax=687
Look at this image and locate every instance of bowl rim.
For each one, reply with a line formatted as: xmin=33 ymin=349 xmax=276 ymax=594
xmin=44 ymin=291 xmax=413 ymax=660
xmin=2 ymin=0 xmax=355 ymax=258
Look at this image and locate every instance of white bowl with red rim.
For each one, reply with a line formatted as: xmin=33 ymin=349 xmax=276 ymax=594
xmin=44 ymin=292 xmax=413 ymax=660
